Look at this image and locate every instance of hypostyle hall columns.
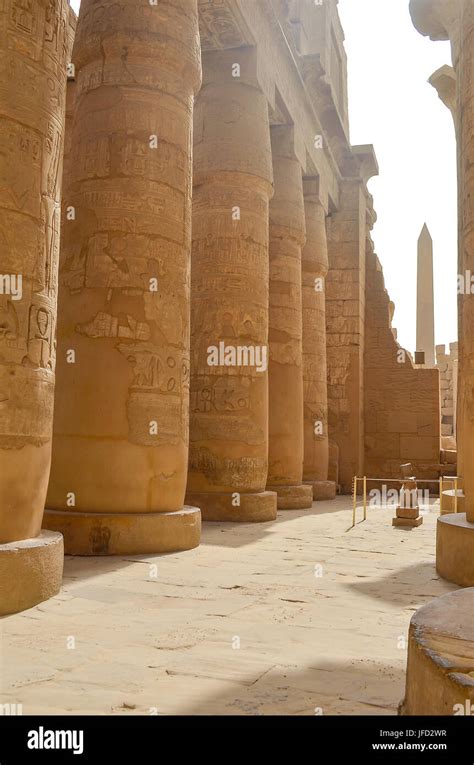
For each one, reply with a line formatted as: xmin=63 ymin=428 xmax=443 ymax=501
xmin=44 ymin=0 xmax=202 ymax=555
xmin=302 ymin=181 xmax=336 ymax=501
xmin=0 ymin=0 xmax=71 ymax=614
xmin=185 ymin=48 xmax=277 ymax=522
xmin=265 ymin=127 xmax=313 ymax=510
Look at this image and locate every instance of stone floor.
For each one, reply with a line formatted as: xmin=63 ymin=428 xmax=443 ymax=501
xmin=0 ymin=497 xmax=458 ymax=716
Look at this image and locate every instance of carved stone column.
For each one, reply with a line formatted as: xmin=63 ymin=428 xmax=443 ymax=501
xmin=44 ymin=0 xmax=202 ymax=555
xmin=265 ymin=126 xmax=313 ymax=510
xmin=411 ymin=0 xmax=474 ymax=586
xmin=302 ymin=180 xmax=336 ymax=501
xmin=185 ymin=48 xmax=277 ymax=522
xmin=0 ymin=0 xmax=72 ymax=614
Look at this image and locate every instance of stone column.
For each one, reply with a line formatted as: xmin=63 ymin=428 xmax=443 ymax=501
xmin=44 ymin=0 xmax=202 ymax=555
xmin=326 ymin=180 xmax=367 ymax=493
xmin=185 ymin=48 xmax=277 ymax=523
xmin=301 ymin=180 xmax=336 ymax=501
xmin=416 ymin=224 xmax=435 ymax=368
xmin=265 ymin=127 xmax=313 ymax=510
xmin=0 ymin=0 xmax=72 ymax=614
xmin=411 ymin=0 xmax=474 ymax=585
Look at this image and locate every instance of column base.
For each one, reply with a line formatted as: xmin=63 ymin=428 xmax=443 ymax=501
xmin=437 ymin=513 xmax=474 ymax=585
xmin=42 ymin=507 xmax=201 ymax=556
xmin=441 ymin=489 xmax=465 ymax=515
xmin=400 ymin=589 xmax=474 ymax=715
xmin=185 ymin=491 xmax=277 ymax=522
xmin=267 ymin=483 xmax=313 ymax=510
xmin=0 ymin=530 xmax=63 ymax=616
xmin=304 ymin=480 xmax=336 ymax=501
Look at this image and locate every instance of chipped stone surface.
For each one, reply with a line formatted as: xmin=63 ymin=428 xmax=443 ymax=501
xmin=0 ymin=498 xmax=456 ymax=715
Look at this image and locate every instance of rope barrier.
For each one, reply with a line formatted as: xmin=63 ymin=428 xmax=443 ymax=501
xmin=351 ymin=474 xmax=463 ymax=527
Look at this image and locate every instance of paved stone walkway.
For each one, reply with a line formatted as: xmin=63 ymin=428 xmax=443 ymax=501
xmin=0 ymin=498 xmax=457 ymax=715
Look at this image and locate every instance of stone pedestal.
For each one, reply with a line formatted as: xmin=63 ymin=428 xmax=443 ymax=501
xmin=0 ymin=532 xmax=64 ymax=616
xmin=400 ymin=589 xmax=474 ymax=715
xmin=392 ymin=464 xmax=423 ymax=528
xmin=0 ymin=0 xmax=72 ymax=612
xmin=45 ymin=0 xmax=202 ymax=552
xmin=185 ymin=48 xmax=277 ymax=523
xmin=301 ymin=180 xmax=335 ymax=502
xmin=266 ymin=127 xmax=312 ymax=511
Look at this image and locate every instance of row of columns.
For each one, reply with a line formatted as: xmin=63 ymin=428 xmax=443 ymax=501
xmin=0 ymin=0 xmax=336 ymax=613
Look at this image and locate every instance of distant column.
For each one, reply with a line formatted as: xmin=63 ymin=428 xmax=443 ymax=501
xmin=302 ymin=180 xmax=336 ymax=501
xmin=416 ymin=224 xmax=435 ymax=368
xmin=266 ymin=126 xmax=313 ymax=510
xmin=186 ymin=48 xmax=277 ymax=523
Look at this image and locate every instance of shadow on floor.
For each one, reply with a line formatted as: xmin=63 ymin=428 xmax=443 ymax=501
xmin=200 ymin=501 xmax=350 ymax=548
xmin=175 ymin=659 xmax=406 ymax=716
xmin=58 ymin=500 xmax=351 ymax=576
xmin=345 ymin=561 xmax=458 ymax=607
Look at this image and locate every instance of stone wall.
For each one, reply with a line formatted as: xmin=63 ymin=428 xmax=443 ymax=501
xmin=364 ymin=251 xmax=440 ymax=483
xmin=436 ymin=342 xmax=458 ymax=440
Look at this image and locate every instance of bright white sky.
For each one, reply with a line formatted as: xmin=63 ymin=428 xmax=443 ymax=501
xmin=68 ymin=0 xmax=457 ymax=352
xmin=338 ymin=0 xmax=457 ymax=352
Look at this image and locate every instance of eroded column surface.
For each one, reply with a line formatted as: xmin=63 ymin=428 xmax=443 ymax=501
xmin=0 ymin=0 xmax=71 ymax=612
xmin=302 ymin=181 xmax=335 ymax=501
xmin=459 ymin=0 xmax=474 ymax=524
xmin=265 ymin=127 xmax=312 ymax=510
xmin=44 ymin=0 xmax=202 ymax=554
xmin=411 ymin=0 xmax=474 ymax=585
xmin=185 ymin=48 xmax=277 ymax=522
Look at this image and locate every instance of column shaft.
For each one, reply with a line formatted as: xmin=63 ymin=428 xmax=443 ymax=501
xmin=186 ymin=48 xmax=277 ymax=522
xmin=302 ymin=184 xmax=335 ymax=501
xmin=44 ymin=0 xmax=202 ymax=554
xmin=0 ymin=0 xmax=71 ymax=613
xmin=460 ymin=0 xmax=474 ymax=522
xmin=0 ymin=0 xmax=70 ymax=542
xmin=266 ymin=127 xmax=313 ymax=510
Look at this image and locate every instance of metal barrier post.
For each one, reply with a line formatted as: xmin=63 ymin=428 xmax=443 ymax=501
xmin=363 ymin=476 xmax=367 ymax=521
xmin=439 ymin=475 xmax=443 ymax=515
xmin=454 ymin=477 xmax=458 ymax=513
xmin=352 ymin=477 xmax=357 ymax=527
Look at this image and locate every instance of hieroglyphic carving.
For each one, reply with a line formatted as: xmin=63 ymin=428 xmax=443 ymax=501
xmin=187 ymin=48 xmax=274 ymax=507
xmin=266 ymin=127 xmax=308 ymax=501
xmin=0 ymin=0 xmax=71 ymax=542
xmin=48 ymin=0 xmax=201 ymax=516
xmin=198 ymin=0 xmax=253 ymax=51
xmin=302 ymin=190 xmax=330 ymax=484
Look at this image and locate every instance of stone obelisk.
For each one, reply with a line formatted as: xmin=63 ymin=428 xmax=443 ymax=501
xmin=44 ymin=0 xmax=202 ymax=555
xmin=416 ymin=224 xmax=435 ymax=367
xmin=0 ymin=0 xmax=73 ymax=614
